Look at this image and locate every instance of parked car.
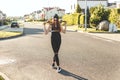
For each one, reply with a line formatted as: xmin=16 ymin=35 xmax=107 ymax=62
xmin=11 ymin=22 xmax=19 ymax=28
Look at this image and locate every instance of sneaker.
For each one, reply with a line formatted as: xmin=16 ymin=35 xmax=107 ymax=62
xmin=56 ymin=67 xmax=61 ymax=73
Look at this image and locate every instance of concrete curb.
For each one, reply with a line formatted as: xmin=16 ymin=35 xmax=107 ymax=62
xmin=0 ymin=72 xmax=10 ymax=80
xmin=77 ymin=30 xmax=120 ymax=42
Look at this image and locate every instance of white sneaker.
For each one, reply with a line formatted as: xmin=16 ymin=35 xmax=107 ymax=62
xmin=56 ymin=67 xmax=61 ymax=73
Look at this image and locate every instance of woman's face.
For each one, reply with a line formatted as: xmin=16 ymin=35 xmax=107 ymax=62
xmin=54 ymin=18 xmax=57 ymax=23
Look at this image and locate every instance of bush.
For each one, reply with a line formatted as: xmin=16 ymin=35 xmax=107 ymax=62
xmin=109 ymin=8 xmax=120 ymax=28
xmin=116 ymin=19 xmax=120 ymax=28
xmin=72 ymin=13 xmax=81 ymax=25
xmin=62 ymin=14 xmax=73 ymax=25
xmin=80 ymin=14 xmax=85 ymax=27
xmin=62 ymin=13 xmax=81 ymax=26
xmin=90 ymin=15 xmax=101 ymax=27
xmin=90 ymin=5 xmax=110 ymax=27
xmin=117 ymin=8 xmax=120 ymax=14
xmin=0 ymin=75 xmax=4 ymax=80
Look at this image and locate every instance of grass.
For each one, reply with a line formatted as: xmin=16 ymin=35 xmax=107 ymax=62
xmin=78 ymin=28 xmax=107 ymax=33
xmin=0 ymin=31 xmax=22 ymax=38
xmin=0 ymin=75 xmax=4 ymax=80
xmin=67 ymin=25 xmax=120 ymax=33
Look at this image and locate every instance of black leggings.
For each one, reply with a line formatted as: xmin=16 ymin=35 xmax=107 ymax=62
xmin=51 ymin=32 xmax=61 ymax=66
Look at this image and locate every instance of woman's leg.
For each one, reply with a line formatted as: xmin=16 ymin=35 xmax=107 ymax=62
xmin=52 ymin=52 xmax=59 ymax=66
xmin=51 ymin=33 xmax=61 ymax=72
xmin=54 ymin=52 xmax=61 ymax=72
xmin=54 ymin=53 xmax=59 ymax=66
xmin=52 ymin=53 xmax=56 ymax=67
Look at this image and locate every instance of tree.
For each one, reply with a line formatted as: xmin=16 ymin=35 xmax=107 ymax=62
xmin=75 ymin=4 xmax=82 ymax=13
xmin=87 ymin=6 xmax=90 ymax=27
xmin=109 ymin=9 xmax=120 ymax=28
xmin=90 ymin=4 xmax=110 ymax=27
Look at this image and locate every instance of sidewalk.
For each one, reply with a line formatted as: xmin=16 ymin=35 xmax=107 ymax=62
xmin=67 ymin=27 xmax=120 ymax=42
xmin=0 ymin=26 xmax=9 ymax=30
xmin=88 ymin=32 xmax=120 ymax=42
xmin=0 ymin=26 xmax=23 ymax=32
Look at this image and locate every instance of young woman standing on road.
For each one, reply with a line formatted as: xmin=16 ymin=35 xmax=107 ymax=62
xmin=43 ymin=14 xmax=66 ymax=73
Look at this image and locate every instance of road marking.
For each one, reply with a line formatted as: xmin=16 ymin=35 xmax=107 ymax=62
xmin=0 ymin=59 xmax=15 ymax=65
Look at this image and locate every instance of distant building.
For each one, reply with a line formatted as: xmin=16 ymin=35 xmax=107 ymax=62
xmin=41 ymin=7 xmax=65 ymax=20
xmin=0 ymin=10 xmax=6 ymax=26
xmin=108 ymin=2 xmax=116 ymax=7
xmin=77 ymin=0 xmax=108 ymax=9
xmin=116 ymin=1 xmax=120 ymax=8
xmin=107 ymin=1 xmax=120 ymax=9
xmin=70 ymin=0 xmax=77 ymax=13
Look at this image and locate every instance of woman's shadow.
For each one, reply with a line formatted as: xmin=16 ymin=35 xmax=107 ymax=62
xmin=59 ymin=68 xmax=88 ymax=80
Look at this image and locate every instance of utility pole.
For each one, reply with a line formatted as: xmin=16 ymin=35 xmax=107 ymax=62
xmin=85 ymin=0 xmax=87 ymax=31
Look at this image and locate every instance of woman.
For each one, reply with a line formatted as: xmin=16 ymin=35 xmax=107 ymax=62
xmin=43 ymin=14 xmax=66 ymax=73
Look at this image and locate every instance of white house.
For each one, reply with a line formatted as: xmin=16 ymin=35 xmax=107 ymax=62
xmin=107 ymin=1 xmax=120 ymax=9
xmin=0 ymin=11 xmax=5 ymax=20
xmin=116 ymin=1 xmax=120 ymax=8
xmin=41 ymin=7 xmax=65 ymax=20
xmin=77 ymin=0 xmax=108 ymax=10
xmin=70 ymin=0 xmax=78 ymax=13
xmin=0 ymin=10 xmax=6 ymax=26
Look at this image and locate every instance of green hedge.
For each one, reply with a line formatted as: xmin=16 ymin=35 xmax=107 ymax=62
xmin=0 ymin=75 xmax=4 ymax=80
xmin=62 ymin=13 xmax=81 ymax=26
xmin=80 ymin=14 xmax=85 ymax=27
xmin=90 ymin=5 xmax=110 ymax=27
xmin=109 ymin=8 xmax=120 ymax=28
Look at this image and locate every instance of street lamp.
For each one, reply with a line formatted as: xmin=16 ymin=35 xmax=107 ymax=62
xmin=85 ymin=0 xmax=87 ymax=31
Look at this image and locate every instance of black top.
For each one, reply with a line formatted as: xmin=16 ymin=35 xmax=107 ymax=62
xmin=51 ymin=24 xmax=61 ymax=32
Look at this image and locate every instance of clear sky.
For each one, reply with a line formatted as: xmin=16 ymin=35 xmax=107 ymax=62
xmin=0 ymin=0 xmax=119 ymax=17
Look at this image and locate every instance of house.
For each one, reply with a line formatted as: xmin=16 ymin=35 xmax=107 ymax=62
xmin=41 ymin=7 xmax=65 ymax=20
xmin=107 ymin=1 xmax=120 ymax=9
xmin=116 ymin=1 xmax=120 ymax=8
xmin=70 ymin=0 xmax=77 ymax=13
xmin=73 ymin=0 xmax=108 ymax=12
xmin=33 ymin=10 xmax=41 ymax=21
xmin=0 ymin=10 xmax=6 ymax=26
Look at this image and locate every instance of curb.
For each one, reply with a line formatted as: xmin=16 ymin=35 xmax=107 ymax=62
xmin=0 ymin=72 xmax=10 ymax=80
xmin=67 ymin=29 xmax=120 ymax=42
xmin=77 ymin=30 xmax=120 ymax=42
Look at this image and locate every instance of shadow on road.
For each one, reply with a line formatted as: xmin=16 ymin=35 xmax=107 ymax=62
xmin=59 ymin=69 xmax=88 ymax=80
xmin=24 ymin=28 xmax=44 ymax=35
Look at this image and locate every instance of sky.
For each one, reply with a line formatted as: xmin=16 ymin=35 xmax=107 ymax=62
xmin=0 ymin=0 xmax=119 ymax=17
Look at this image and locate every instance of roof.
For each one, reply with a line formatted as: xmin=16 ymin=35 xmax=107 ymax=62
xmin=77 ymin=0 xmax=108 ymax=1
xmin=43 ymin=7 xmax=65 ymax=11
xmin=43 ymin=7 xmax=54 ymax=11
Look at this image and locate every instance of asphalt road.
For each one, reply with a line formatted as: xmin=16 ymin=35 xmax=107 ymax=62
xmin=0 ymin=22 xmax=120 ymax=80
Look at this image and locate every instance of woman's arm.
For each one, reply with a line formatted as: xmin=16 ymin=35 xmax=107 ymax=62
xmin=60 ymin=23 xmax=66 ymax=34
xmin=43 ymin=23 xmax=51 ymax=35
